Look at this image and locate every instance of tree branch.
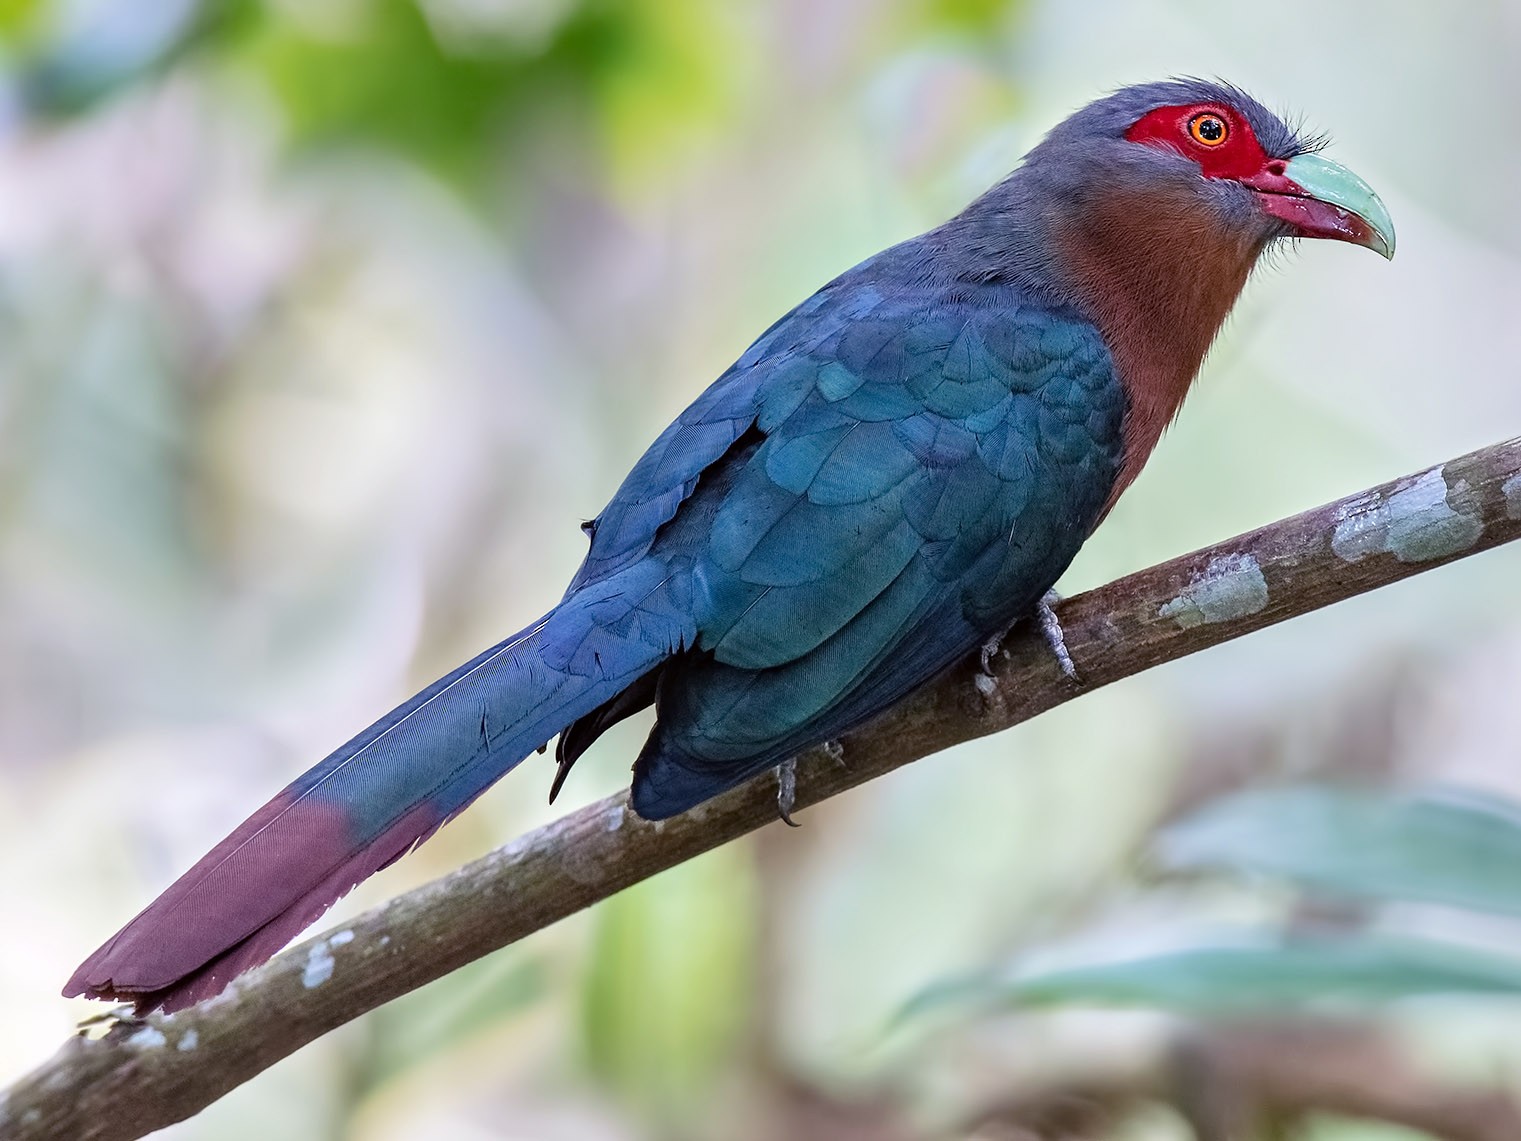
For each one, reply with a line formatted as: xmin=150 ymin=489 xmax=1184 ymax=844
xmin=5 ymin=437 xmax=1520 ymax=1141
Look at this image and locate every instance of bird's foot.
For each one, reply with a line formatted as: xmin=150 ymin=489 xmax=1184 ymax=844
xmin=822 ymin=739 xmax=846 ymax=767
xmin=976 ymin=591 xmax=1079 ymax=700
xmin=776 ymin=757 xmax=801 ymax=828
xmin=1035 ymin=589 xmax=1079 ymax=682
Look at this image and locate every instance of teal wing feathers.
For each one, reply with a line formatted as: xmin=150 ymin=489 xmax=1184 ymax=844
xmin=626 ymin=276 xmax=1126 ymax=817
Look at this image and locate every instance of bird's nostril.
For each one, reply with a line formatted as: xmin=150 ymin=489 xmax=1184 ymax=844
xmin=1268 ymin=160 xmax=1287 ymax=176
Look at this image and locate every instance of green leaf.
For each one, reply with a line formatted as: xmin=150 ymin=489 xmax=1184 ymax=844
xmin=904 ymin=934 xmax=1521 ymax=1020
xmin=1155 ymin=785 xmax=1521 ymax=917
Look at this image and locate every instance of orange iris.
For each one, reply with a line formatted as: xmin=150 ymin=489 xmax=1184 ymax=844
xmin=1188 ymin=113 xmax=1228 ymax=147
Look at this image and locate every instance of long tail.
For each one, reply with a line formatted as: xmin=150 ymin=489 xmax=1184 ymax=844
xmin=65 ymin=573 xmax=681 ymax=1012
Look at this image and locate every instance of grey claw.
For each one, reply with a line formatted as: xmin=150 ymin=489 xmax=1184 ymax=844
xmin=979 ymin=630 xmax=1006 ymax=677
xmin=975 ymin=631 xmax=1005 ymax=703
xmin=822 ymin=739 xmax=846 ymax=767
xmin=1036 ymin=589 xmax=1079 ymax=682
xmin=776 ymin=757 xmax=801 ymax=827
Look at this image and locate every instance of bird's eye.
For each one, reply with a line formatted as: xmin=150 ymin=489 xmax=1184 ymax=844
xmin=1189 ymin=113 xmax=1228 ymax=146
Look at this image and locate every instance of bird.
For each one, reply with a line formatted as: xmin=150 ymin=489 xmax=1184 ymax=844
xmin=66 ymin=79 xmax=1394 ymax=1014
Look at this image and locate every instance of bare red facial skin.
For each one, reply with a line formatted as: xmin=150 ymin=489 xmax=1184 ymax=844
xmin=1124 ymin=103 xmax=1272 ymax=181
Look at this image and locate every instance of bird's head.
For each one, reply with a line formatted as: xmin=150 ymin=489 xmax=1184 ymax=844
xmin=1018 ymin=78 xmax=1394 ymax=267
xmin=958 ymin=78 xmax=1394 ymax=316
xmin=1117 ymin=80 xmax=1392 ymax=259
xmin=962 ymin=78 xmax=1396 ymax=499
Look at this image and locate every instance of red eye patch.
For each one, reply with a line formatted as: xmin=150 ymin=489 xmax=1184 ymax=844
xmin=1125 ymin=103 xmax=1270 ymax=181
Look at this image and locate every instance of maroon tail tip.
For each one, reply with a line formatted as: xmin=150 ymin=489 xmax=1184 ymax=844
xmin=65 ymin=797 xmax=444 ymax=1014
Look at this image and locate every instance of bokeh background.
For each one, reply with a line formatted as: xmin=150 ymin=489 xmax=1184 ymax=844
xmin=3 ymin=1 xmax=1521 ymax=1138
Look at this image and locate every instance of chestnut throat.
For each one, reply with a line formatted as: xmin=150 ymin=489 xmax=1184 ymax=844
xmin=1054 ymin=191 xmax=1267 ymax=505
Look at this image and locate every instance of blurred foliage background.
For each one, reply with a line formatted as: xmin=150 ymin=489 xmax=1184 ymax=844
xmin=2 ymin=1 xmax=1521 ymax=1138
